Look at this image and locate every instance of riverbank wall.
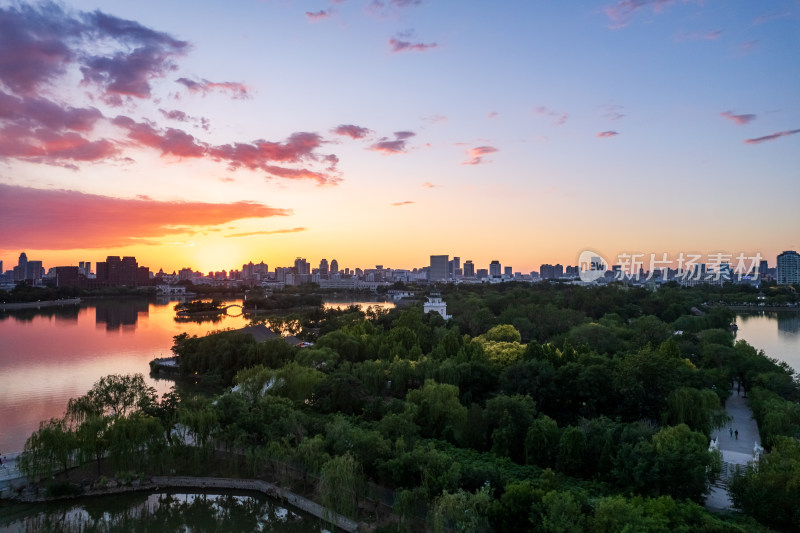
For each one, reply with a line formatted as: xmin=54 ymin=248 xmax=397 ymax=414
xmin=0 ymin=298 xmax=81 ymax=311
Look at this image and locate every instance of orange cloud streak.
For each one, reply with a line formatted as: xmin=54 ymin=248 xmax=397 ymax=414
xmin=0 ymin=184 xmax=290 ymax=250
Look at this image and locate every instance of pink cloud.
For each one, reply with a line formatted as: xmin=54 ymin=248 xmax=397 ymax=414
xmin=0 ymin=3 xmax=347 ymax=186
xmin=0 ymin=184 xmax=290 ymax=250
xmin=675 ymin=29 xmax=722 ymax=42
xmin=111 ymin=118 xmax=341 ymax=184
xmin=744 ymin=129 xmax=800 ymax=145
xmin=305 ymin=9 xmax=334 ymax=21
xmin=604 ymin=0 xmax=701 ymax=29
xmin=159 ymin=109 xmax=189 ymax=122
xmin=600 ymin=104 xmax=625 ymax=121
xmin=176 ymin=78 xmax=250 ymax=99
xmin=422 ymin=182 xmax=435 ymax=188
xmin=463 ymin=145 xmax=498 ymax=165
xmin=332 ymin=124 xmax=372 ymax=139
xmin=370 ymin=131 xmax=416 ymax=154
xmin=225 ymin=227 xmax=307 ymax=238
xmin=389 ymin=38 xmax=437 ymax=53
xmin=487 ymin=111 xmax=499 ymax=119
xmin=391 ymin=201 xmax=415 ymax=206
xmin=535 ymin=106 xmax=569 ymax=126
xmin=0 ymin=3 xmax=188 ymax=102
xmin=113 ymin=115 xmax=207 ymax=158
xmin=720 ymin=110 xmax=756 ymax=125
xmin=753 ymin=12 xmax=792 ymax=25
xmin=423 ymin=114 xmax=447 ymax=124
xmin=735 ymin=40 xmax=759 ymax=54
xmin=597 ymin=131 xmax=619 ymax=138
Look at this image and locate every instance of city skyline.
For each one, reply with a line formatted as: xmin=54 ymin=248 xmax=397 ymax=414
xmin=2 ymin=247 xmax=789 ymax=284
xmin=0 ymin=1 xmax=798 ymax=272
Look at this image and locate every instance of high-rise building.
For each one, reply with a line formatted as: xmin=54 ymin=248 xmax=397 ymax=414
xmin=463 ymin=260 xmax=475 ymax=277
xmin=25 ymin=260 xmax=43 ymax=282
xmin=319 ymin=259 xmax=329 ymax=279
xmin=503 ymin=266 xmax=512 ymax=277
xmin=759 ymin=260 xmax=769 ymax=277
xmin=330 ymin=259 xmax=339 ymax=275
xmin=14 ymin=252 xmax=28 ymax=281
xmin=777 ymin=251 xmax=800 ymax=285
xmin=294 ymin=257 xmax=310 ymax=275
xmin=540 ymin=264 xmax=564 ymax=279
xmin=449 ymin=256 xmax=461 ymax=278
xmin=489 ymin=260 xmax=502 ymax=278
xmin=429 ymin=255 xmax=449 ymax=282
xmin=95 ymin=256 xmax=148 ymax=286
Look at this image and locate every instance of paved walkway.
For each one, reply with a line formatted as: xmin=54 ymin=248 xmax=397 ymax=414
xmin=0 ymin=452 xmax=24 ymax=497
xmin=705 ymin=382 xmax=762 ymax=511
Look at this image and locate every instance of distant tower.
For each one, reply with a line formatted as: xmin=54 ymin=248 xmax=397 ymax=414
xmin=463 ymin=260 xmax=475 ymax=278
xmin=330 ymin=259 xmax=339 ymax=275
xmin=14 ymin=252 xmax=28 ymax=281
xmin=489 ymin=260 xmax=501 ymax=278
xmin=319 ymin=258 xmax=329 ymax=279
xmin=429 ymin=255 xmax=449 ymax=282
xmin=777 ymin=251 xmax=800 ymax=285
xmin=294 ymin=257 xmax=310 ymax=275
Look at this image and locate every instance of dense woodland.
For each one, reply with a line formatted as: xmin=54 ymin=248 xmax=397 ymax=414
xmin=19 ymin=282 xmax=800 ymax=531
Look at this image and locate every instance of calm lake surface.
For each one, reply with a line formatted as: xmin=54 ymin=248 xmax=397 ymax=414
xmin=734 ymin=311 xmax=800 ymax=374
xmin=0 ymin=490 xmax=328 ymax=532
xmin=0 ymin=297 xmax=394 ymax=453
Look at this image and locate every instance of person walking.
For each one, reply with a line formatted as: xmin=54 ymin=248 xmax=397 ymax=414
xmin=729 ymin=428 xmax=733 ymax=438
xmin=735 ymin=429 xmax=739 ymax=440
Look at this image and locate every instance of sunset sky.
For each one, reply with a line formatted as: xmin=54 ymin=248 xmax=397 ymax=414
xmin=1 ymin=0 xmax=798 ymax=274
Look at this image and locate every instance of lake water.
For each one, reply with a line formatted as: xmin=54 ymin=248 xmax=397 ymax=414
xmin=734 ymin=311 xmax=800 ymax=374
xmin=0 ymin=490 xmax=327 ymax=532
xmin=0 ymin=297 xmax=394 ymax=453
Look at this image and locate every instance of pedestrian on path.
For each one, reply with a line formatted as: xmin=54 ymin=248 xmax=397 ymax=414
xmin=735 ymin=429 xmax=739 ymax=440
xmin=729 ymin=428 xmax=733 ymax=438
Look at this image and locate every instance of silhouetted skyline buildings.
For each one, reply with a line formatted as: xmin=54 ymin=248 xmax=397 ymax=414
xmin=1 ymin=249 xmax=796 ymax=290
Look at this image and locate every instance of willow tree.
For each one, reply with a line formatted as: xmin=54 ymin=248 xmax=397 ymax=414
xmin=19 ymin=418 xmax=77 ymax=478
xmin=319 ymin=453 xmax=364 ymax=520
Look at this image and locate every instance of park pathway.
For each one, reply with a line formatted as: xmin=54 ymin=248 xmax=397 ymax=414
xmin=0 ymin=452 xmax=24 ymax=498
xmin=705 ymin=381 xmax=762 ymax=510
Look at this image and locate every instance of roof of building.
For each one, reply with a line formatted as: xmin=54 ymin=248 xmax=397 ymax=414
xmin=236 ymin=323 xmax=279 ymax=342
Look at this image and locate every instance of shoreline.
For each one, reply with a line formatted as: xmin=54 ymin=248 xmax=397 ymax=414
xmin=0 ymin=298 xmax=81 ymax=311
xmin=4 ymin=474 xmax=360 ymax=532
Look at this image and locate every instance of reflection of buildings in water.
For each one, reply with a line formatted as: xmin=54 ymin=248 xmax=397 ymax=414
xmin=777 ymin=313 xmax=800 ymax=336
xmin=3 ymin=305 xmax=81 ymax=323
xmin=94 ymin=300 xmax=150 ymax=330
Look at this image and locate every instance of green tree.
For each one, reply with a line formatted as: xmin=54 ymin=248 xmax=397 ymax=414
xmin=66 ymin=373 xmax=156 ymax=423
xmin=525 ymin=415 xmax=560 ymax=468
xmin=320 ymin=453 xmax=365 ymax=520
xmin=484 ymin=394 xmax=537 ymax=463
xmin=539 ymin=490 xmax=586 ymax=533
xmin=661 ymin=387 xmax=728 ymax=436
xmin=19 ymin=418 xmax=77 ymax=478
xmin=405 ymin=379 xmax=467 ymax=443
xmin=431 ymin=484 xmax=492 ymax=533
xmin=729 ymin=436 xmax=800 ymax=531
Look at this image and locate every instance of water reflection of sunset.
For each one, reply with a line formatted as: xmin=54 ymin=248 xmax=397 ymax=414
xmin=0 ymin=299 xmax=250 ymax=452
xmin=735 ymin=311 xmax=800 ymax=374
